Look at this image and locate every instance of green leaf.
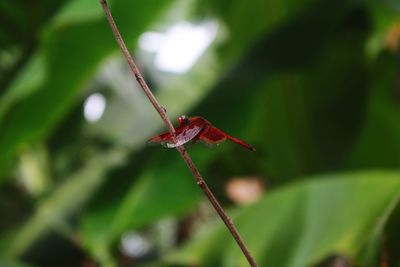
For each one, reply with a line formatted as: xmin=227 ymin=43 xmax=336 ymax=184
xmin=365 ymin=3 xmax=400 ymax=59
xmin=191 ymin=1 xmax=369 ymax=180
xmin=347 ymin=55 xmax=400 ymax=168
xmin=0 ymin=0 xmax=174 ymax=180
xmin=6 ymin=149 xmax=126 ymax=257
xmin=203 ymin=0 xmax=314 ymax=65
xmin=166 ymin=171 xmax=400 ymax=267
xmin=81 ymin=151 xmax=202 ymax=264
xmin=0 ymin=257 xmax=34 ymax=267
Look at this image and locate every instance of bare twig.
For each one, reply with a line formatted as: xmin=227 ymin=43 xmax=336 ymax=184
xmin=99 ymin=1 xmax=259 ymax=266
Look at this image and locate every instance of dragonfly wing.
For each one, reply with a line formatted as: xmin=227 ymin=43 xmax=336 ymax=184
xmin=165 ymin=123 xmax=204 ymax=148
xmin=147 ymin=131 xmax=173 ymax=144
xmin=148 ymin=118 xmax=206 ymax=148
xmin=198 ymin=125 xmax=227 ymax=145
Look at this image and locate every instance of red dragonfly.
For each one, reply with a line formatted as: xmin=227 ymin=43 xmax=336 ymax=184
xmin=148 ymin=115 xmax=256 ymax=151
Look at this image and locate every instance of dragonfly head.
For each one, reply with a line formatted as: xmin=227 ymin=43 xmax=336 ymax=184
xmin=178 ymin=115 xmax=190 ymax=126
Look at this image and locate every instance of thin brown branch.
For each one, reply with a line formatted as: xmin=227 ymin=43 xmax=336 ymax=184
xmin=99 ymin=1 xmax=259 ymax=266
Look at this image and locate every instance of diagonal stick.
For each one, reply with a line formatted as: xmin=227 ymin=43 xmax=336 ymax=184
xmin=99 ymin=1 xmax=259 ymax=266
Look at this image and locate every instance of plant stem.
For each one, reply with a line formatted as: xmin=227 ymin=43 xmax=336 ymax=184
xmin=99 ymin=1 xmax=259 ymax=266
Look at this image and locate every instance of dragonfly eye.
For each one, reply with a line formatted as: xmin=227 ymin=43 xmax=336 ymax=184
xmin=178 ymin=115 xmax=188 ymax=126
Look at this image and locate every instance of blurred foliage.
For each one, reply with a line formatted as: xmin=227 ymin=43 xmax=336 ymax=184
xmin=166 ymin=172 xmax=400 ymax=267
xmin=0 ymin=0 xmax=399 ymax=267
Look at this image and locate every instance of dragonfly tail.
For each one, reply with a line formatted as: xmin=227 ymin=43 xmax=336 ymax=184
xmin=226 ymin=135 xmax=256 ymax=152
